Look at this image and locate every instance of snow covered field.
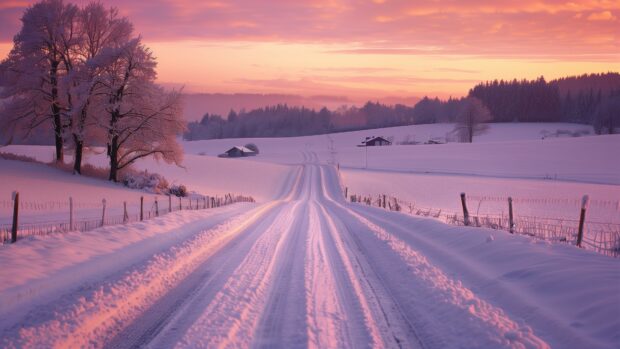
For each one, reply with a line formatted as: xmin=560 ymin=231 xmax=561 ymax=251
xmin=0 ymin=122 xmax=618 ymax=348
xmin=0 ymin=149 xmax=291 ymax=226
xmin=182 ymin=123 xmax=620 ymax=222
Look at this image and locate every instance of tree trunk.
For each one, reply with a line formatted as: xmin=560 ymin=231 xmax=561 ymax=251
xmin=108 ymin=109 xmax=120 ymax=182
xmin=73 ymin=101 xmax=90 ymax=174
xmin=108 ymin=137 xmax=119 ymax=181
xmin=50 ymin=60 xmax=64 ymax=162
xmin=73 ymin=134 xmax=83 ymax=174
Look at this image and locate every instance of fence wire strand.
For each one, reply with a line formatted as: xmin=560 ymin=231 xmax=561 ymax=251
xmin=1 ymin=194 xmax=255 ymax=244
xmin=347 ymin=192 xmax=620 ymax=258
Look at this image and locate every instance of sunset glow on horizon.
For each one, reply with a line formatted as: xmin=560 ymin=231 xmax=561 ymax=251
xmin=1 ymin=0 xmax=618 ymax=102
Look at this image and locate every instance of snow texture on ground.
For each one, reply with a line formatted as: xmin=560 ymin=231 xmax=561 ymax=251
xmin=0 ymin=123 xmax=618 ymax=348
xmin=0 ymin=158 xmax=617 ymax=348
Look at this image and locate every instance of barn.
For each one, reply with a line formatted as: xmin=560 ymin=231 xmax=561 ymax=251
xmin=219 ymin=146 xmax=257 ymax=158
xmin=360 ymin=136 xmax=392 ymax=146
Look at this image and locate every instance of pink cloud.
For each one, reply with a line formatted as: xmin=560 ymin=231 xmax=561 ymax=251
xmin=1 ymin=0 xmax=618 ymax=99
xmin=0 ymin=0 xmax=617 ymax=61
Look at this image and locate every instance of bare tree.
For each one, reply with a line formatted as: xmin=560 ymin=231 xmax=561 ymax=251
xmin=452 ymin=97 xmax=492 ymax=143
xmin=93 ymin=38 xmax=185 ymax=181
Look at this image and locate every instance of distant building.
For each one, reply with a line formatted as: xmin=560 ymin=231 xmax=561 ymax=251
xmin=359 ymin=136 xmax=392 ymax=147
xmin=219 ymin=146 xmax=257 ymax=158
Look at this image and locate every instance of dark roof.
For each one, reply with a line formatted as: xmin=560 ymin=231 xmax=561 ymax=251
xmin=361 ymin=136 xmax=391 ymax=144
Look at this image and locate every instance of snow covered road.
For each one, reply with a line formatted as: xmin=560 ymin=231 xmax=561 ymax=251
xmin=0 ymin=156 xmax=618 ymax=348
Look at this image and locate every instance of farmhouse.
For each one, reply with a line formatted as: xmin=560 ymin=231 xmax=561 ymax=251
xmin=219 ymin=146 xmax=256 ymax=158
xmin=360 ymin=136 xmax=392 ymax=147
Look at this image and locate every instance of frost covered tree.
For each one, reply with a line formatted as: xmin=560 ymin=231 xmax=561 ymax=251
xmin=93 ymin=38 xmax=185 ymax=182
xmin=68 ymin=3 xmax=133 ymax=173
xmin=452 ymin=97 xmax=492 ymax=143
xmin=0 ymin=0 xmax=79 ymax=162
xmin=2 ymin=0 xmax=184 ymax=180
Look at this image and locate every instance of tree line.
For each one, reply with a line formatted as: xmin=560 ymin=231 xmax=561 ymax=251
xmin=469 ymin=73 xmax=620 ymax=134
xmin=185 ymin=72 xmax=620 ymax=141
xmin=0 ymin=0 xmax=185 ymax=181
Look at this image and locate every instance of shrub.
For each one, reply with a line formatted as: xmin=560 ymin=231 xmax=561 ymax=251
xmin=121 ymin=170 xmax=170 ymax=194
xmin=169 ymin=184 xmax=188 ymax=197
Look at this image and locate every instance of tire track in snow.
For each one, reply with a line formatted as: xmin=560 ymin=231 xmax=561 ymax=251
xmin=252 ymin=201 xmax=309 ymax=348
xmin=0 ymin=202 xmax=280 ymax=348
xmin=315 ymin=164 xmax=424 ymax=348
xmin=111 ymin=166 xmax=308 ymax=348
xmin=319 ymin=164 xmax=550 ymax=349
xmin=175 ymin=201 xmax=303 ymax=348
xmin=317 ymin=202 xmax=423 ymax=348
xmin=305 ymin=200 xmax=345 ymax=348
xmin=305 ymin=201 xmax=375 ymax=348
xmin=106 ymin=202 xmax=289 ymax=348
xmin=252 ymin=165 xmax=313 ymax=348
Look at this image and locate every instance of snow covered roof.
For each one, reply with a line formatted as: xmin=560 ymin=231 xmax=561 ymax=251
xmin=227 ymin=146 xmax=255 ymax=153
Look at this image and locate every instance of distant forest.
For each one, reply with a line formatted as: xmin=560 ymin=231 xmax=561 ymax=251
xmin=185 ymin=72 xmax=620 ymax=140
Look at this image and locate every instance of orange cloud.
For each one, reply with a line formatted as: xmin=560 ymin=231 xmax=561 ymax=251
xmin=587 ymin=10 xmax=617 ymax=21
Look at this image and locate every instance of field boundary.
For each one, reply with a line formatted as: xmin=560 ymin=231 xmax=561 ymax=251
xmin=346 ymin=191 xmax=620 ymax=258
xmin=1 ymin=193 xmax=255 ymax=244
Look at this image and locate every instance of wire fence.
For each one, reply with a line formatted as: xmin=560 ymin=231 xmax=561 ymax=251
xmin=347 ymin=192 xmax=620 ymax=258
xmin=1 ymin=193 xmax=255 ymax=244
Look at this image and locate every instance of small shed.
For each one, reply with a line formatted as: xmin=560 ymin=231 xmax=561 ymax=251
xmin=219 ymin=146 xmax=256 ymax=158
xmin=360 ymin=136 xmax=391 ymax=147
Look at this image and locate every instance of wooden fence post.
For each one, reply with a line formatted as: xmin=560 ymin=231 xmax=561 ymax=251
xmin=168 ymin=195 xmax=172 ymax=213
xmin=576 ymin=195 xmax=589 ymax=248
xmin=203 ymin=197 xmax=207 ymax=209
xmin=155 ymin=197 xmax=159 ymax=217
xmin=460 ymin=192 xmax=470 ymax=226
xmin=179 ymin=197 xmax=182 ymax=211
xmin=69 ymin=196 xmax=74 ymax=231
xmin=11 ymin=191 xmax=19 ymax=243
xmin=508 ymin=197 xmax=514 ymax=234
xmin=211 ymin=197 xmax=215 ymax=208
xmin=140 ymin=196 xmax=144 ymax=221
xmin=101 ymin=199 xmax=107 ymax=227
xmin=123 ymin=201 xmax=129 ymax=223
xmin=345 ymin=187 xmax=348 ymax=199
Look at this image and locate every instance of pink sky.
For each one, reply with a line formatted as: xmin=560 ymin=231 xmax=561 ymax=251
xmin=1 ymin=0 xmax=619 ymax=102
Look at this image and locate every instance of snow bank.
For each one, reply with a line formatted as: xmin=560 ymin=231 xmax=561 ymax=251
xmin=349 ymin=203 xmax=620 ymax=348
xmin=0 ymin=202 xmax=262 ymax=347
